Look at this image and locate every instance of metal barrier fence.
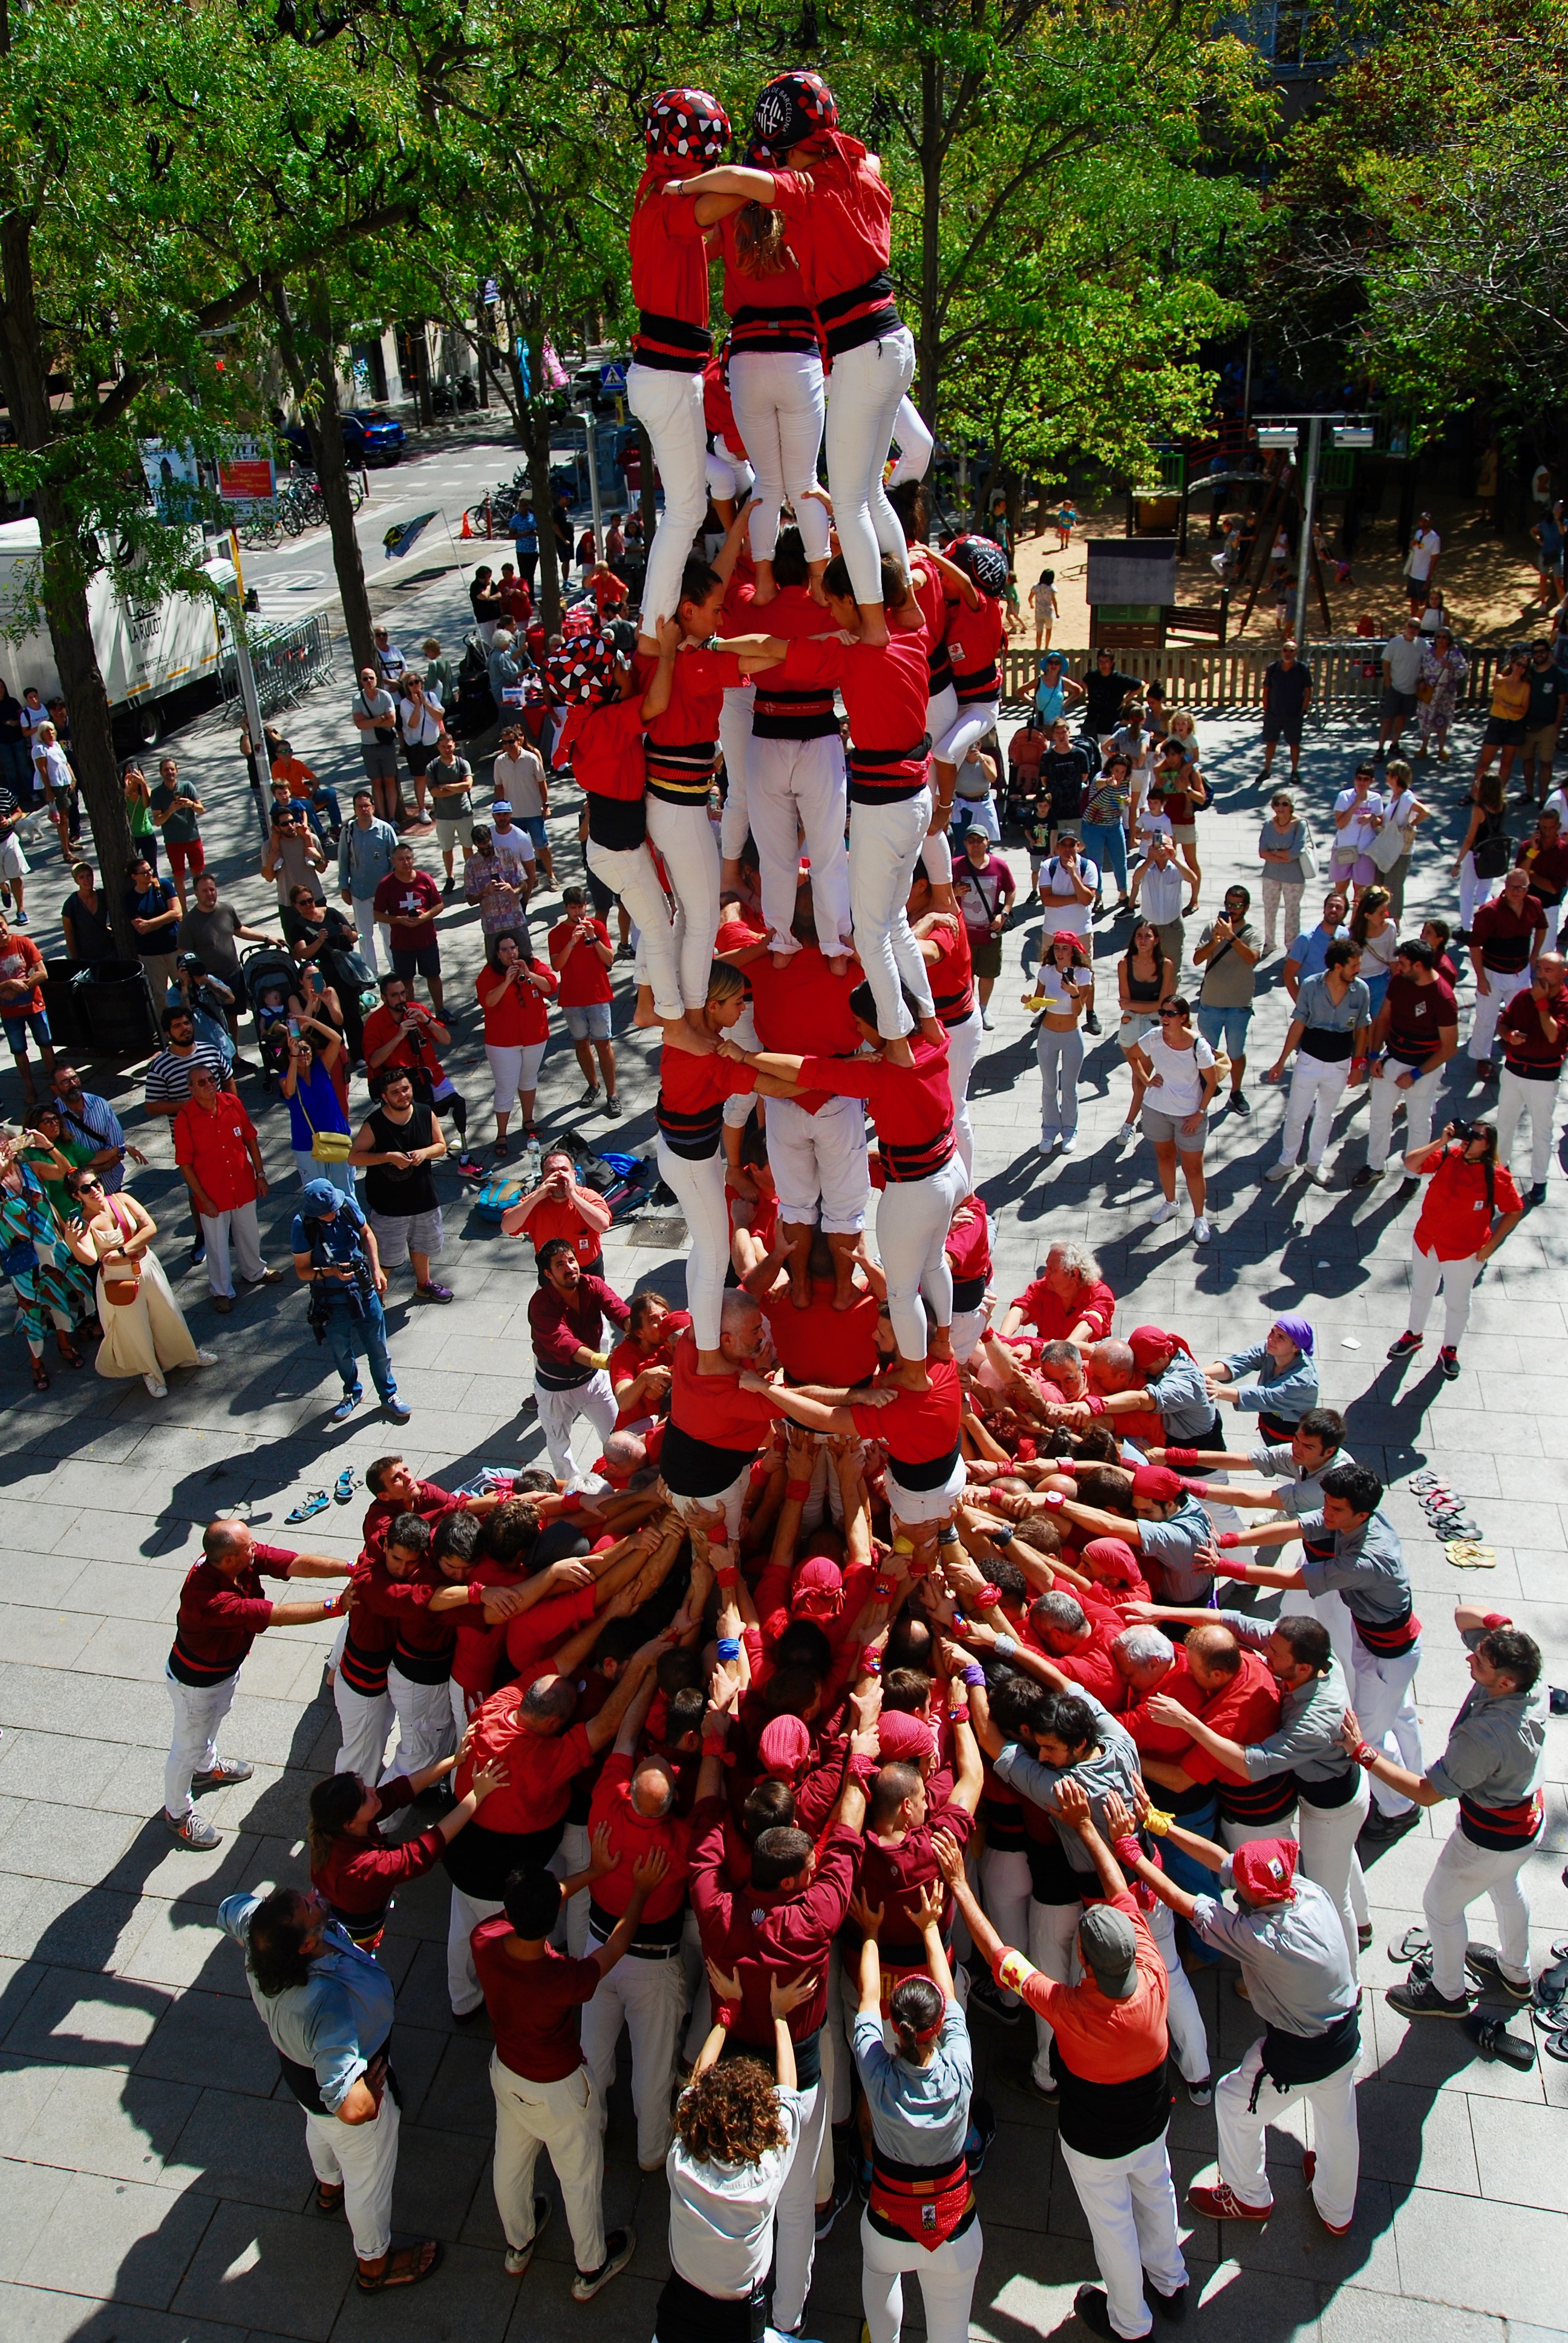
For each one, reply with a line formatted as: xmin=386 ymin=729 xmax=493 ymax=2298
xmin=1001 ymin=638 xmax=1504 ymax=719
xmin=218 ymin=612 xmax=336 ymax=718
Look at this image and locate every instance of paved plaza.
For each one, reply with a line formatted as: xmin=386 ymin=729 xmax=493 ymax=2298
xmin=0 ymin=609 xmax=1563 ymax=2343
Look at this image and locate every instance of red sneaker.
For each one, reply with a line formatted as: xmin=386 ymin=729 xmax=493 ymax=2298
xmin=1188 ymin=2182 xmax=1274 ymax=2223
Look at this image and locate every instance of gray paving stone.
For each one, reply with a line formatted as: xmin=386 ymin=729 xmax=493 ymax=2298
xmin=18 ymin=2062 xmax=199 ymax=2181
xmin=17 ymin=2167 xmax=217 ymax=2309
xmin=0 ymin=2153 xmax=74 ymax=2277
xmin=0 ymin=2282 xmax=246 ymax=2343
xmin=2 ymin=1964 xmax=172 ymax=2070
xmin=1391 ymin=2187 xmax=1568 ymax=2325
xmin=171 ymin=2200 xmax=350 ymax=2339
xmin=137 ymin=1988 xmax=284 ymax=2099
xmin=158 ymin=2086 xmax=321 ymax=2210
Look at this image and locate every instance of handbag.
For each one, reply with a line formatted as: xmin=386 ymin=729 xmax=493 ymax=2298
xmin=1297 ymin=825 xmax=1319 ymax=880
xmin=100 ymin=1196 xmax=143 ymax=1308
xmin=1369 ymin=816 xmax=1408 ymax=874
xmin=295 ymin=1083 xmax=354 ymax=1163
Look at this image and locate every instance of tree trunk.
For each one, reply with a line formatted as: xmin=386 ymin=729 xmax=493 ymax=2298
xmin=275 ymin=278 xmax=377 ymax=676
xmin=917 ymin=54 xmax=944 ymax=428
xmin=522 ymin=326 xmax=561 ymax=634
xmin=412 ymin=321 xmax=435 ymax=428
xmin=0 ymin=215 xmax=134 ymax=948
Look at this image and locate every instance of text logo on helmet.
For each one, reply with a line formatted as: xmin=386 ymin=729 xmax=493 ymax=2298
xmin=751 ymin=70 xmax=837 ymax=156
xmin=546 ymin=636 xmax=618 ymax=706
xmin=645 ymin=86 xmax=731 ymax=165
xmin=947 ymin=533 xmax=1008 ymax=600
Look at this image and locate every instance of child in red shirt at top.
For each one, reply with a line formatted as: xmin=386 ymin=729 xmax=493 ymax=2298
xmin=701 ymin=345 xmax=754 ymax=523
xmin=944 ymin=1193 xmax=992 ymax=1362
xmin=673 ymin=70 xmax=915 ymax=644
xmin=626 ymin=87 xmax=732 ymax=648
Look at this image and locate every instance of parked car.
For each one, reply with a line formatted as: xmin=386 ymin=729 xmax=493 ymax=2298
xmin=344 ymin=408 xmax=405 ymax=465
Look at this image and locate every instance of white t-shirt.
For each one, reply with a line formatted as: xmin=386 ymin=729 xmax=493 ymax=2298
xmin=1384 ymin=786 xmax=1420 ymax=842
xmin=1031 ymin=581 xmax=1057 ymax=617
xmin=399 ymin=690 xmax=443 ymax=747
xmin=493 ymin=746 xmax=546 ymax=819
xmin=1042 ymin=855 xmax=1100 ymax=935
xmin=1143 ymin=1032 xmax=1215 ymax=1118
xmin=1333 ymin=787 xmax=1385 ymax=853
xmin=667 ymin=2084 xmax=803 ymax=2296
xmin=1406 ymin=526 xmax=1440 ymax=582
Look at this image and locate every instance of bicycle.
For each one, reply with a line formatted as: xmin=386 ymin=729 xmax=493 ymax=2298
xmin=238 ymin=502 xmax=283 ymax=551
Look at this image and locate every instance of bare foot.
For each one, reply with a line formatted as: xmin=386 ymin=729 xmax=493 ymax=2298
xmin=827 ymin=953 xmax=850 ymax=978
xmin=928 ymin=1328 xmax=954 ymax=1362
xmin=720 ymin=858 xmax=742 ymax=893
xmin=918 ymin=1016 xmax=944 ymax=1046
xmin=859 ymin=615 xmax=890 ymax=647
xmin=771 ymin=948 xmax=797 ymax=969
xmin=882 ymin=1034 xmax=915 ymax=1066
xmin=832 ymin=1279 xmax=861 ymax=1311
xmin=632 ymin=985 xmax=660 ymax=1029
xmin=789 ymin=1272 xmax=812 ymax=1311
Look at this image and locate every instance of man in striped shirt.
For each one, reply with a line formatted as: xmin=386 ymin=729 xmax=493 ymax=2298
xmin=163 ymin=1521 xmax=350 ymax=1850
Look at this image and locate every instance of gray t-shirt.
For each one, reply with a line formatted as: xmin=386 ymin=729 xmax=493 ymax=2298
xmin=1191 ymin=1872 xmax=1357 ymax=2038
xmin=353 ymin=686 xmax=397 ymax=738
xmin=1296 ymin=1507 xmax=1410 ymax=1628
xmin=1258 ymin=817 xmax=1306 ymax=886
xmin=1197 ymin=919 xmax=1258 ymax=1010
xmin=1138 ymin=1494 xmax=1217 ymax=1604
xmin=178 ymin=902 xmax=244 ymax=983
xmin=428 ymin=757 xmax=473 ymax=818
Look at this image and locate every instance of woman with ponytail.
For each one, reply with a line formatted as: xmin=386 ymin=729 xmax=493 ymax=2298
xmin=851 ymin=1878 xmax=982 ymax=2343
xmin=307 ymin=1751 xmax=509 ymax=1950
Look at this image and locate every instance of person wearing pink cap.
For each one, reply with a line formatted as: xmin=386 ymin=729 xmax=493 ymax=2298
xmin=1116 ymin=1810 xmax=1361 ymax=2239
xmin=1038 ymin=1464 xmax=1219 ymax=1612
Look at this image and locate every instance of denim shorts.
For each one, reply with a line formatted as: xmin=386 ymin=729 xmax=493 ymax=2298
xmin=518 ymin=814 xmax=549 ymax=854
xmin=564 ymin=1000 xmax=612 ymax=1041
xmin=2 ymin=1006 xmax=51 ymax=1052
xmin=1195 ymin=1003 xmax=1253 ymax=1059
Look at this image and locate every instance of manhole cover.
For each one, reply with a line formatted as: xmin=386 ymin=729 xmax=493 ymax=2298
xmin=626 ymin=1217 xmax=688 ymax=1247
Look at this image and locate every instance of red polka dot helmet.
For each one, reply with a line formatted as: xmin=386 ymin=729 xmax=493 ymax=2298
xmin=645 ymin=87 xmax=732 ymax=166
xmin=751 ymin=70 xmax=837 ymax=159
xmin=946 ymin=534 xmax=1009 ymax=600
xmin=546 ymin=634 xmax=619 ymax=706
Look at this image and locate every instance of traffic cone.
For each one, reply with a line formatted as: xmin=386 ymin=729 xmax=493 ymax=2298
xmin=460 ymin=510 xmax=473 ymax=539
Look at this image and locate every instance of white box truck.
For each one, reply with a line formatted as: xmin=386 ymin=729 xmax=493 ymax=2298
xmin=0 ymin=518 xmax=236 ymax=747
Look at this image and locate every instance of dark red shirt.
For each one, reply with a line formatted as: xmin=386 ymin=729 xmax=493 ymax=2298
xmin=168 ymin=1544 xmax=298 ymax=1686
xmin=1472 ymin=893 xmax=1547 ymax=971
xmin=1500 ymin=981 xmax=1568 ymax=1073
xmin=527 ymin=1273 xmax=629 ymax=1376
xmin=472 ymin=1919 xmax=599 ymax=2079
xmin=311 ymin=1775 xmax=445 ymax=1916
xmin=858 ymin=1800 xmax=976 ymax=1957
xmin=690 ymin=1798 xmax=864 ymax=2047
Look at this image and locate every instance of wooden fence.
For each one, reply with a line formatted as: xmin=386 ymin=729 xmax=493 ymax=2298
xmin=1002 ymin=639 xmax=1505 ymax=720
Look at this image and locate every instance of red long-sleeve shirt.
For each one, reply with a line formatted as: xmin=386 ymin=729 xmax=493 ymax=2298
xmin=526 ymin=1273 xmax=629 ymax=1381
xmin=310 ymin=1775 xmax=445 ymax=1916
xmin=167 ymin=1544 xmax=299 ymax=1687
xmin=797 ymin=1035 xmax=955 ymax=1182
xmin=586 ymin=1751 xmax=693 ymax=1923
xmin=690 ymin=1795 xmax=865 ymax=2047
xmin=454 ymin=1694 xmax=593 ymax=1838
xmin=629 ymin=188 xmax=713 ymax=369
xmin=780 ymin=632 xmax=932 ymax=797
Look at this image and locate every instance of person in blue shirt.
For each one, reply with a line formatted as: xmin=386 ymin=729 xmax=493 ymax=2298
xmin=1282 ymin=891 xmax=1351 ymax=1000
xmin=219 ymin=1885 xmax=440 ymax=2295
xmin=290 ymin=1176 xmax=407 ymax=1424
xmin=851 ymin=1878 xmax=982 ymax=2343
xmin=1205 ymin=1315 xmax=1319 ymax=1439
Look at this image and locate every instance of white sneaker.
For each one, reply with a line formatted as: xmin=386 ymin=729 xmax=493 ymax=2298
xmin=1147 ymin=1198 xmax=1177 ymax=1227
xmin=1039 ymin=1130 xmax=1059 ymax=1153
xmin=1058 ymin=1132 xmax=1077 ymax=1155
xmin=193 ymin=1349 xmax=219 ymax=1366
xmin=144 ymin=1374 xmax=168 ymax=1398
xmin=981 ymin=1011 xmax=995 ymax=1031
xmin=1117 ymin=1121 xmax=1136 ymax=1145
xmin=1263 ymin=1163 xmax=1293 ymax=1184
xmin=1192 ymin=1216 xmax=1213 ymax=1244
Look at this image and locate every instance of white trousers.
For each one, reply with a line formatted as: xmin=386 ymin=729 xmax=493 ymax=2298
xmin=765 ymin=1092 xmax=869 ymax=1233
xmin=1349 ymin=1638 xmax=1423 ymax=1817
xmin=885 ymin=395 xmax=935 ymax=489
xmin=533 ymin=1369 xmax=616 ymax=1483
xmin=849 ymin=787 xmax=937 ymax=1038
xmin=351 ymin=897 xmax=382 ymax=973
xmin=772 ymin=2073 xmax=827 ymax=2332
xmin=490 ymin=2051 xmax=607 ymax=2273
xmin=1424 ymin=1824 xmax=1534 ymax=1999
xmin=554 ymin=1822 xmax=594 ymax=1956
xmin=334 ymin=1677 xmax=393 ymax=1785
xmin=1276 ymin=1054 xmax=1351 ymax=1168
xmin=946 ymin=1006 xmax=985 ymax=1178
xmin=655 ymin=1138 xmax=729 ymax=1350
xmin=1367 ymin=1059 xmax=1445 ymax=1171
xmin=877 ymin=1155 xmax=967 ymax=1362
xmin=668 ymin=1457 xmax=752 ymax=1548
xmin=860 ymin=2206 xmax=983 ymax=2343
xmin=1214 ymin=2039 xmax=1359 ymax=2230
xmin=886 ymin=1448 xmax=968 ymax=1529
xmin=163 ymin=1665 xmax=238 ymax=1821
xmin=1220 ymin=1816 xmax=1294 ymax=1853
xmin=449 ymin=1884 xmax=505 ymax=2017
xmin=1458 ymin=854 xmax=1495 ymax=936
xmin=1260 ymin=879 xmax=1304 ymax=954
xmin=981 ymin=1846 xmax=1033 ymax=2008
xmin=1027 ymin=1895 xmax=1082 ymax=2086
xmin=823 ymin=329 xmax=917 ymax=605
xmin=705 ymin=444 xmax=755 ymax=506
xmin=386 ymin=1662 xmax=455 ymax=1781
xmin=950 ymin=1303 xmax=988 ymax=1364
xmin=199 ymin=1199 xmax=265 ymax=1299
xmin=932 ymin=698 xmax=1001 ymax=772
xmin=627 ymin=361 xmax=710 ymax=637
xmin=647 ymin=794 xmax=722 ymax=1014
xmin=1058 ymin=2133 xmax=1187 ymax=2342
xmin=1469 ymin=964 xmax=1530 ymax=1062
xmin=303 ymin=2086 xmax=400 ymax=2263
xmin=1408 ymin=1242 xmax=1481 ymax=1351
xmin=1298 ymin=1777 xmax=1372 ymax=1970
xmin=486 ymin=1038 xmax=547 ymax=1116
xmin=748 ymin=733 xmax=851 ymax=955
xmin=586 ymin=836 xmax=684 ymax=1021
xmin=1145 ymin=1896 xmax=1211 ymax=2083
xmin=581 ymin=1945 xmax=686 ymax=2168
xmin=719 ymin=687 xmax=756 ymax=860
xmin=1496 ymin=1065 xmax=1560 ymax=1186
xmin=728 ymin=351 xmax=831 ymax=564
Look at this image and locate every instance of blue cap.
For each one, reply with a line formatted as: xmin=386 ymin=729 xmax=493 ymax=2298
xmin=300 ymin=1179 xmax=342 ymax=1212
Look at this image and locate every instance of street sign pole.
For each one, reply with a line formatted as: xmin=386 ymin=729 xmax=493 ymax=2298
xmin=579 ymin=408 xmax=605 ymax=552
xmin=1293 ymin=414 xmax=1322 ymax=649
xmin=227 ymin=528 xmax=270 ymax=843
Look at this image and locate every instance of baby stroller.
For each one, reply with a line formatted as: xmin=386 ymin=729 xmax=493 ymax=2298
xmin=240 ymin=943 xmax=299 ymax=1092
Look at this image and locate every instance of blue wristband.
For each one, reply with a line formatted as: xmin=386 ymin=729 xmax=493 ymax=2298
xmin=716 ymin=1637 xmax=740 ymax=1662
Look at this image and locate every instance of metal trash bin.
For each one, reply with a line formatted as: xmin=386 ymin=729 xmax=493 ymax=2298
xmin=41 ymin=958 xmax=91 ymax=1053
xmin=80 ymin=958 xmax=158 ymax=1057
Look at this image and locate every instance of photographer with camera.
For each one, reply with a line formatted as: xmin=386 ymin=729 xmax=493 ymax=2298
xmin=279 ymin=1023 xmax=356 ymax=1195
xmin=290 ymin=1176 xmax=409 ymax=1423
xmin=262 ymin=796 xmax=328 ymax=911
xmin=360 ymin=975 xmax=481 ymax=1179
xmin=166 ymin=952 xmax=237 ymax=1076
xmin=1386 ymin=1121 xmax=1524 ymax=1381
